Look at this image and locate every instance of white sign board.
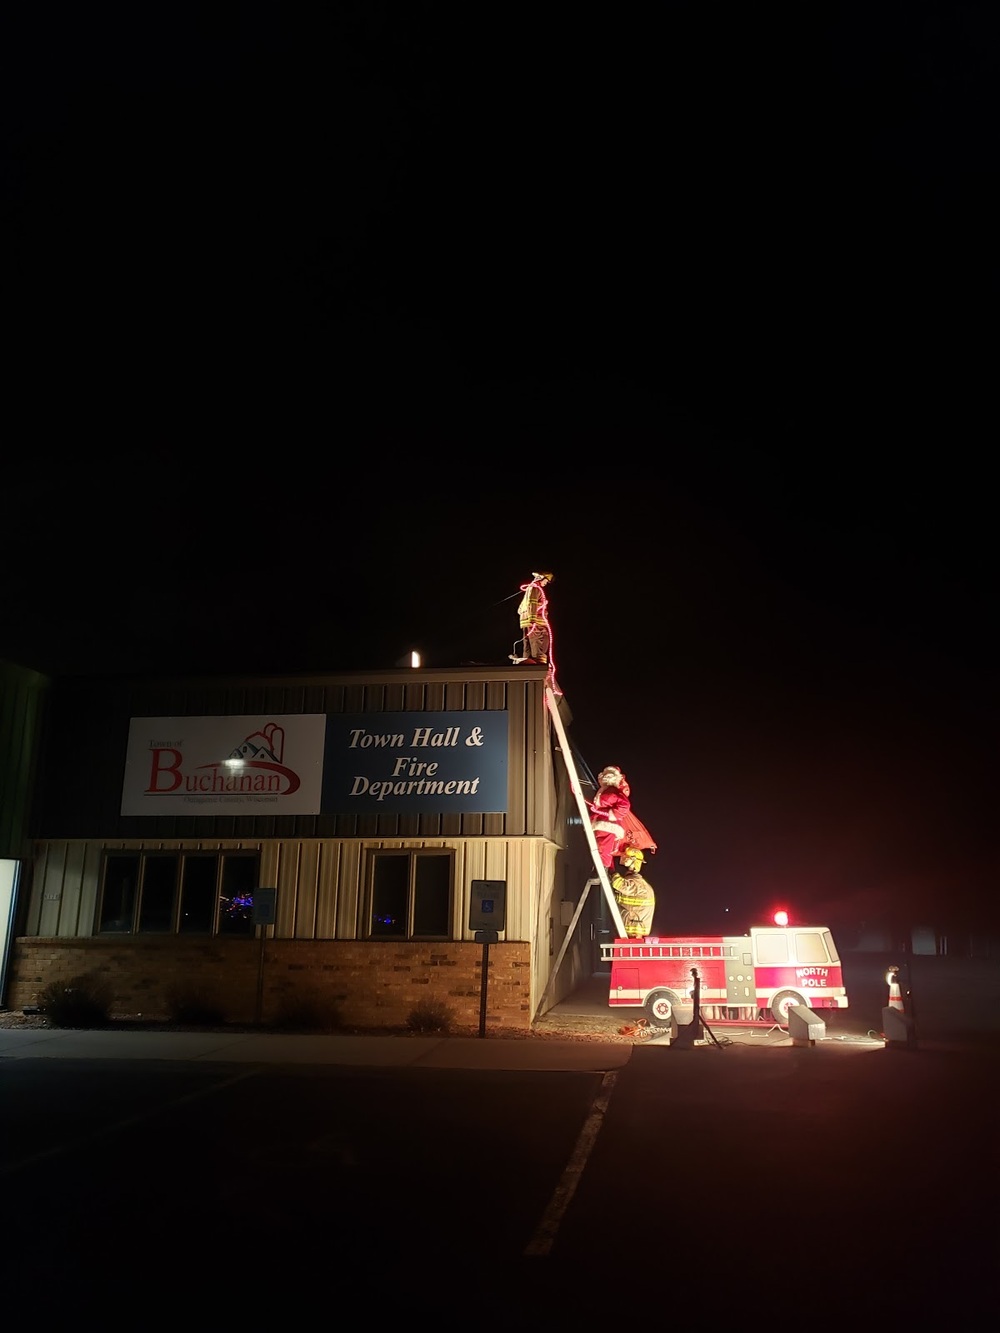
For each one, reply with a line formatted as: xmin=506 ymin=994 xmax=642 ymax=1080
xmin=121 ymin=716 xmax=326 ymax=816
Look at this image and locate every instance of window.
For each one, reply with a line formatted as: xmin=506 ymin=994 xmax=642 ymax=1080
xmin=793 ymin=932 xmax=829 ymax=965
xmin=138 ymin=855 xmax=178 ymax=932
xmin=755 ymin=933 xmax=789 ymax=964
xmin=98 ymin=852 xmax=260 ymax=936
xmin=368 ymin=850 xmax=453 ymax=939
xmin=218 ymin=856 xmax=258 ymax=935
xmin=179 ymin=856 xmax=217 ymax=933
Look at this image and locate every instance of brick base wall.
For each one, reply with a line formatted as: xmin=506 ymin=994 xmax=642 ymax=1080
xmin=5 ymin=937 xmax=534 ymax=1031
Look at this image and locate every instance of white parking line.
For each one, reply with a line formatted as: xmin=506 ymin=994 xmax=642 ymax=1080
xmin=523 ymin=1069 xmax=618 ymax=1257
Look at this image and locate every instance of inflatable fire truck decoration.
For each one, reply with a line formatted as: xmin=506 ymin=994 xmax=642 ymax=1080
xmin=601 ymin=911 xmax=849 ymax=1030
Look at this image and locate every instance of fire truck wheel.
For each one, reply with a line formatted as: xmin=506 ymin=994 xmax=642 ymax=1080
xmin=644 ymin=990 xmax=683 ymax=1028
xmin=770 ymin=991 xmax=807 ymax=1023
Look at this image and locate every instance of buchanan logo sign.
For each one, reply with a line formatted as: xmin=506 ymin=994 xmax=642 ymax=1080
xmin=121 ymin=716 xmax=326 ymax=816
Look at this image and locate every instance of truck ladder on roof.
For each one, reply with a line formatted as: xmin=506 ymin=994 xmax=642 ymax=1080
xmin=602 ymin=941 xmax=740 ymax=961
xmin=544 ymin=684 xmax=626 ymax=939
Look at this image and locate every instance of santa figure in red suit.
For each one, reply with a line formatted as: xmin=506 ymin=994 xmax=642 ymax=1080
xmin=588 ymin=766 xmax=632 ymax=868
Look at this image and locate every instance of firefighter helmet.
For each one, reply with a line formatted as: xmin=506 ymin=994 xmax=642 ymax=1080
xmin=621 ymin=845 xmax=645 ymax=871
xmin=532 ymin=571 xmax=554 ymax=583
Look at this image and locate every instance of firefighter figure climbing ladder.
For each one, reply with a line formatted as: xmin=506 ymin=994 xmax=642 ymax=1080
xmin=544 ymin=683 xmax=627 ymax=938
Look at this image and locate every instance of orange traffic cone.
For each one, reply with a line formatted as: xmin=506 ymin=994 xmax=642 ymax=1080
xmin=886 ymin=966 xmax=904 ymax=1012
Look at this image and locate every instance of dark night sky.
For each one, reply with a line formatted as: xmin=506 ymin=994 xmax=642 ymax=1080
xmin=2 ymin=5 xmax=996 ymax=936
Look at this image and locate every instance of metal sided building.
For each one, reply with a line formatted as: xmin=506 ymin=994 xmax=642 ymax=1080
xmin=4 ymin=663 xmax=607 ymax=1031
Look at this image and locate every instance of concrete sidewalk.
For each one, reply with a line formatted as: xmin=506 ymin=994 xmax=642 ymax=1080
xmin=0 ymin=1016 xmax=908 ymax=1068
xmin=1 ymin=1016 xmax=988 ymax=1069
xmin=0 ymin=1024 xmax=635 ymax=1070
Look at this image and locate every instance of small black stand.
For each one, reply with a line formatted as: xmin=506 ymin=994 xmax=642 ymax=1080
xmin=252 ymin=888 xmax=277 ymax=1025
xmin=475 ymin=929 xmax=498 ymax=1037
xmin=672 ymin=967 xmax=724 ymax=1049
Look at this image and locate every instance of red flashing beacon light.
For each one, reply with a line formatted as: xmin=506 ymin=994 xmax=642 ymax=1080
xmin=772 ymin=909 xmax=789 ymax=927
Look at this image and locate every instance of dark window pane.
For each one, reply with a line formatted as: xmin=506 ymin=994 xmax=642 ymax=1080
xmin=179 ymin=856 xmax=218 ymax=934
xmin=99 ymin=855 xmax=139 ymax=932
xmin=413 ymin=856 xmax=450 ymax=936
xmin=371 ymin=856 xmax=408 ymax=937
xmin=218 ymin=856 xmax=258 ymax=936
xmin=139 ymin=855 xmax=178 ymax=933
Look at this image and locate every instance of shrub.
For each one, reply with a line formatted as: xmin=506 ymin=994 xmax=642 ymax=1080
xmin=38 ymin=972 xmax=114 ymax=1028
xmin=405 ymin=998 xmax=455 ymax=1034
xmin=164 ymin=986 xmax=225 ymax=1026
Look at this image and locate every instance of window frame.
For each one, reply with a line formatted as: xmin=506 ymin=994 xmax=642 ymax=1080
xmin=97 ymin=851 xmax=261 ymax=937
xmin=366 ymin=848 xmax=454 ymax=941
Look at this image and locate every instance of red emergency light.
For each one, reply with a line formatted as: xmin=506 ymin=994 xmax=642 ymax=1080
xmin=772 ymin=909 xmax=789 ymax=927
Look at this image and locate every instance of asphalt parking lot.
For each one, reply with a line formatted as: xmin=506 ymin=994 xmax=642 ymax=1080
xmin=1 ymin=947 xmax=996 ymax=1323
xmin=1 ymin=1013 xmax=995 ymax=1323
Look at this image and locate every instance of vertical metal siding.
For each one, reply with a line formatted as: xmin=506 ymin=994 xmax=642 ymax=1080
xmin=56 ymin=841 xmax=88 ymax=937
xmin=25 ymin=833 xmax=564 ymax=945
xmin=334 ymin=841 xmax=364 ymax=938
xmin=275 ymin=839 xmax=300 ymax=937
xmin=37 ymin=841 xmax=67 ymax=935
xmin=0 ymin=659 xmax=50 ymax=859
xmin=315 ymin=841 xmax=341 ymax=938
xmin=25 ymin=843 xmax=47 ymax=934
xmin=294 ymin=840 xmax=321 ymax=939
xmin=506 ymin=679 xmax=528 ymax=836
xmin=37 ymin=669 xmax=553 ymax=843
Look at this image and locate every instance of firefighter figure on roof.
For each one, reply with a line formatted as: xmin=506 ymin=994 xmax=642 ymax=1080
xmin=511 ymin=571 xmax=554 ymax=666
xmin=611 ymin=845 xmax=656 ymax=939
